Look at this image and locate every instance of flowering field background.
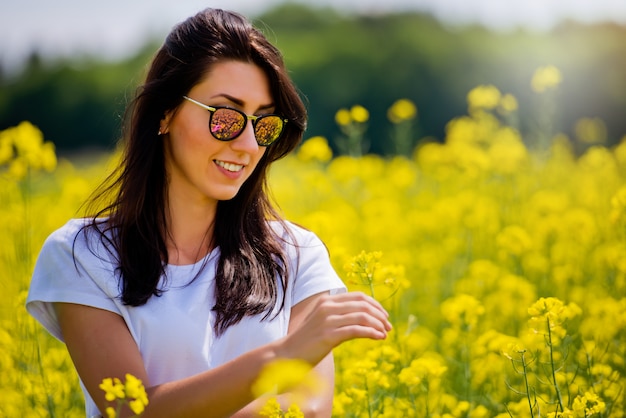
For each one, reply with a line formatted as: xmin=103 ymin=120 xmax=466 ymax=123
xmin=1 ymin=69 xmax=625 ymax=417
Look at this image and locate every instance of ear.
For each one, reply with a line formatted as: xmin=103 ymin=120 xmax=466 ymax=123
xmin=159 ymin=111 xmax=173 ymax=136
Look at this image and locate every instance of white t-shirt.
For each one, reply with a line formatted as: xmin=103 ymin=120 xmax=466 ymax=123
xmin=26 ymin=218 xmax=346 ymax=417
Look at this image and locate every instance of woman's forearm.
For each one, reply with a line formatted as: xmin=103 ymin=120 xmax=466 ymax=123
xmin=140 ymin=341 xmax=281 ymax=418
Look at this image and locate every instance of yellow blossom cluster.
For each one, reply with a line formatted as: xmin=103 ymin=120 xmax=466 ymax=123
xmin=387 ymin=99 xmax=418 ymax=124
xmin=2 ymin=69 xmax=625 ymax=417
xmin=0 ymin=121 xmax=57 ymax=180
xmin=99 ymin=374 xmax=149 ymax=417
xmin=259 ymin=397 xmax=304 ymax=418
xmin=531 ymin=65 xmax=563 ymax=93
xmin=336 ymin=105 xmax=370 ymax=126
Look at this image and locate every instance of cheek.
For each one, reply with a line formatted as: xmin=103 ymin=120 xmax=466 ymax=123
xmin=252 ymin=149 xmax=269 ymax=170
xmin=171 ymin=120 xmax=212 ymax=154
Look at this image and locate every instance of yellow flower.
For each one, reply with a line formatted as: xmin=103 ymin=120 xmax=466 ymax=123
xmin=124 ymin=373 xmax=148 ymax=405
xmin=99 ymin=377 xmax=126 ymax=402
xmin=467 ymin=85 xmax=501 ymax=111
xmin=350 ymin=105 xmax=369 ymax=123
xmin=496 ymin=225 xmax=533 ymax=257
xmin=572 ymin=391 xmax=606 ymax=416
xmin=259 ymin=397 xmax=282 ymax=418
xmin=251 ymin=359 xmax=316 ymax=397
xmin=388 ymin=99 xmax=418 ymax=124
xmin=40 ymin=141 xmax=58 ymax=172
xmin=284 ymin=404 xmax=304 ymax=418
xmin=99 ymin=374 xmax=148 ymax=416
xmin=105 ymin=407 xmax=117 ymax=418
xmin=332 ymin=392 xmax=353 ymax=416
xmin=297 ymin=136 xmax=333 ymax=163
xmin=499 ymin=93 xmax=518 ymax=113
xmin=0 ymin=131 xmax=14 ymax=165
xmin=344 ymin=250 xmax=383 ymax=287
xmin=12 ymin=121 xmax=44 ymax=155
xmin=0 ymin=121 xmax=57 ymax=177
xmin=531 ymin=65 xmax=562 ymax=93
xmin=335 ymin=108 xmax=351 ymax=126
xmin=488 ymin=127 xmax=528 ymax=175
xmin=8 ymin=157 xmax=28 ymax=180
xmin=574 ymin=117 xmax=607 ymax=144
xmin=441 ymin=294 xmax=485 ymax=331
xmin=398 ymin=352 xmax=447 ymax=389
xmin=528 ymin=297 xmax=581 ymax=340
xmin=124 ymin=373 xmax=148 ymax=409
xmin=129 ymin=399 xmax=146 ymax=415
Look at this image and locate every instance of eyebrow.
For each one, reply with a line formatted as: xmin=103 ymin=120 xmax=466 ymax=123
xmin=210 ymin=93 xmax=275 ymax=112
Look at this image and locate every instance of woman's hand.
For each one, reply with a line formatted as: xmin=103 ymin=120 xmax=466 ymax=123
xmin=277 ymin=292 xmax=392 ymax=366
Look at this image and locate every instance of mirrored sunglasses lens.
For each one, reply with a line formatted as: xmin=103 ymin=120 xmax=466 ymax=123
xmin=211 ymin=108 xmax=245 ymax=140
xmin=255 ymin=116 xmax=284 ymax=145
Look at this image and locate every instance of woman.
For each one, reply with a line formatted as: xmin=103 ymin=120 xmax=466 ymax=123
xmin=26 ymin=8 xmax=391 ymax=418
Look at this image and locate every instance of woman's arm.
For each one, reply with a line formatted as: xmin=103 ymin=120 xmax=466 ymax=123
xmin=231 ymin=291 xmax=336 ymax=417
xmin=56 ymin=292 xmax=390 ymax=418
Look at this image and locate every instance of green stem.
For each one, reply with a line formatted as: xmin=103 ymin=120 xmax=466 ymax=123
xmin=461 ymin=334 xmax=471 ymax=400
xmin=521 ymin=351 xmax=535 ymax=418
xmin=546 ymin=318 xmax=564 ymax=412
xmin=364 ymin=377 xmax=373 ymax=418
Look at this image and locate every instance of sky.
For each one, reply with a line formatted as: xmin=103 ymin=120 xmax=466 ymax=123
xmin=2 ymin=0 xmax=626 ymax=73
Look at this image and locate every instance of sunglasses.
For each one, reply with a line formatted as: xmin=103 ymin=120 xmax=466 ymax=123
xmin=182 ymin=96 xmax=287 ymax=146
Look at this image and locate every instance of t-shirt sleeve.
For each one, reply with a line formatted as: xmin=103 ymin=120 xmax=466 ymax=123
xmin=26 ymin=220 xmax=121 ymax=342
xmin=288 ymin=225 xmax=347 ymax=306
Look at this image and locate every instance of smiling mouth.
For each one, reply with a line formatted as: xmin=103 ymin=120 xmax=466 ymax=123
xmin=215 ymin=160 xmax=245 ymax=172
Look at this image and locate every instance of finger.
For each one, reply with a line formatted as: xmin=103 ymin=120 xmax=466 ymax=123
xmin=325 ymin=311 xmax=390 ymax=336
xmin=319 ymin=300 xmax=392 ymax=331
xmin=329 ymin=324 xmax=388 ymax=343
xmin=329 ymin=291 xmax=387 ymax=311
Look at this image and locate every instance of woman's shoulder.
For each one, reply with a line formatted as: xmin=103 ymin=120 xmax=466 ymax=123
xmin=42 ymin=217 xmax=114 ymax=260
xmin=269 ymin=220 xmax=321 ymax=248
xmin=270 ymin=220 xmax=325 ymax=250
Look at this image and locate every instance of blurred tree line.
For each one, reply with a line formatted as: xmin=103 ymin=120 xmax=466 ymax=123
xmin=1 ymin=3 xmax=625 ymax=155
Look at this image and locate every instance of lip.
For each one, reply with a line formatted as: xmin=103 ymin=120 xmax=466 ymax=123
xmin=214 ymin=159 xmax=246 ymax=179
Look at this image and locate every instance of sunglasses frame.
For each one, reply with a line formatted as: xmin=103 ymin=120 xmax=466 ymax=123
xmin=182 ymin=96 xmax=287 ymax=146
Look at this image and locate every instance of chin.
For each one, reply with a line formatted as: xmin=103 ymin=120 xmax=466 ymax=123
xmin=212 ymin=189 xmax=241 ymax=202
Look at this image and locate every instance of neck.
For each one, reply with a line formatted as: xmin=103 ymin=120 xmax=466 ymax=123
xmin=165 ymin=190 xmax=218 ymax=266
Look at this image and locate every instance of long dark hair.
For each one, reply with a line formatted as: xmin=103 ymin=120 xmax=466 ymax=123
xmin=82 ymin=9 xmax=307 ymax=335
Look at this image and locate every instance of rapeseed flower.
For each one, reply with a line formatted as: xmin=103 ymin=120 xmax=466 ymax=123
xmin=100 ymin=377 xmax=126 ymax=402
xmin=387 ymin=98 xmax=417 ymax=124
xmin=575 ymin=117 xmax=607 ymax=144
xmin=350 ymin=105 xmax=369 ymax=123
xmin=0 ymin=121 xmax=57 ymax=180
xmin=99 ymin=374 xmax=148 ymax=417
xmin=531 ymin=65 xmax=562 ymax=93
xmin=398 ymin=352 xmax=447 ymax=390
xmin=499 ymin=93 xmax=518 ymax=113
xmin=297 ymin=136 xmax=333 ymax=163
xmin=528 ymin=297 xmax=581 ymax=341
xmin=441 ymin=294 xmax=485 ymax=331
xmin=335 ymin=108 xmax=351 ymax=126
xmin=467 ymin=84 xmax=501 ymax=111
xmin=252 ymin=359 xmax=318 ymax=397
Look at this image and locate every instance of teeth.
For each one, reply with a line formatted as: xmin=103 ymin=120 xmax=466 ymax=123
xmin=215 ymin=160 xmax=244 ymax=172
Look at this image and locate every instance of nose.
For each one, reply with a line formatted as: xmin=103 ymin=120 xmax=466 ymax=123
xmin=230 ymin=120 xmax=259 ymax=154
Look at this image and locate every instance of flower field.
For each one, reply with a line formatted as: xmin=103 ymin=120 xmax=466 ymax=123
xmin=1 ymin=71 xmax=625 ymax=417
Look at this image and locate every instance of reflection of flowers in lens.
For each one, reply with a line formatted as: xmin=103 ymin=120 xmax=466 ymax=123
xmin=212 ymin=109 xmax=245 ymax=139
xmin=255 ymin=116 xmax=283 ymax=145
